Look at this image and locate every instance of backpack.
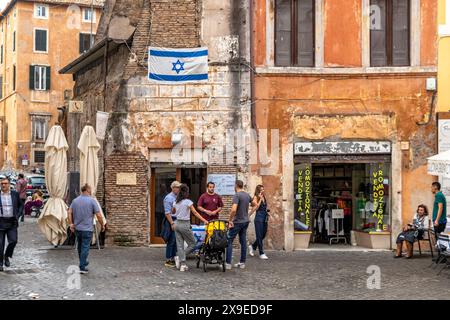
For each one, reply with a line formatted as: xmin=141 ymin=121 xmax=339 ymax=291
xmin=209 ymin=229 xmax=228 ymax=249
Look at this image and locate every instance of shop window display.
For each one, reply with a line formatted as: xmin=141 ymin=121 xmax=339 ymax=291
xmin=294 ymin=162 xmax=391 ymax=244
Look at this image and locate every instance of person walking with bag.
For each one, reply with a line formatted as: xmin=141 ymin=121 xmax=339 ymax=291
xmin=167 ymin=184 xmax=207 ymax=272
xmin=248 ymin=185 xmax=270 ymax=260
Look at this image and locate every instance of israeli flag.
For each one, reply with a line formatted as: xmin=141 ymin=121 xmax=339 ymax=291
xmin=148 ymin=47 xmax=208 ymax=84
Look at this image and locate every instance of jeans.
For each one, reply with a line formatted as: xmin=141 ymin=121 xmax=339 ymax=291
xmin=18 ymin=198 xmax=25 ymax=222
xmin=226 ymin=222 xmax=249 ymax=264
xmin=165 ymin=229 xmax=177 ymax=260
xmin=76 ymin=230 xmax=93 ymax=271
xmin=434 ymin=222 xmax=447 ymax=241
xmin=174 ymin=220 xmax=196 ymax=263
xmin=0 ymin=219 xmax=18 ymax=266
xmin=252 ymin=220 xmax=268 ymax=255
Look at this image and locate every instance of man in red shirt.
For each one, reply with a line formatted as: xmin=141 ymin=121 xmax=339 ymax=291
xmin=197 ymin=182 xmax=224 ymax=221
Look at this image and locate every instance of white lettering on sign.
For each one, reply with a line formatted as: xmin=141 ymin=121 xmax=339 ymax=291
xmin=439 ymin=0 xmax=450 ymax=36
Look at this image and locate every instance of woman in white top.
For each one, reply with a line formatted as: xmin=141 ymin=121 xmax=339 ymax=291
xmin=170 ymin=184 xmax=208 ymax=272
xmin=395 ymin=204 xmax=430 ymax=259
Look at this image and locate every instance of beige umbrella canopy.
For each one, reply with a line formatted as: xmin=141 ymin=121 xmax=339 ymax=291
xmin=78 ymin=125 xmax=107 ymax=242
xmin=37 ymin=125 xmax=69 ymax=246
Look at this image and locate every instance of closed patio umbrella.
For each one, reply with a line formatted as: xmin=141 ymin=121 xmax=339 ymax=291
xmin=78 ymin=125 xmax=106 ymax=244
xmin=37 ymin=125 xmax=69 ymax=246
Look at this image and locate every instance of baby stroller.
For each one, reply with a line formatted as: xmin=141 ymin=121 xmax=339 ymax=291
xmin=196 ymin=220 xmax=229 ymax=272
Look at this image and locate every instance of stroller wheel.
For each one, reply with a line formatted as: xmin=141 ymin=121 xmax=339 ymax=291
xmin=222 ymin=261 xmax=226 ymax=272
xmin=203 ymin=261 xmax=207 ymax=272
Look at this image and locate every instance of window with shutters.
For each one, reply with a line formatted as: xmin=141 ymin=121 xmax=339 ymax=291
xmin=83 ymin=8 xmax=95 ymax=23
xmin=12 ymin=31 xmax=15 ymax=52
xmin=30 ymin=65 xmax=50 ymax=91
xmin=275 ymin=0 xmax=315 ymax=67
xmin=34 ymin=29 xmax=48 ymax=53
xmin=35 ymin=4 xmax=49 ymax=19
xmin=1 ymin=45 xmax=3 ymax=64
xmin=79 ymin=33 xmax=94 ymax=54
xmin=370 ymin=0 xmax=410 ymax=67
xmin=0 ymin=76 xmax=3 ymax=99
xmin=32 ymin=118 xmax=48 ymax=142
xmin=34 ymin=150 xmax=45 ymax=163
xmin=12 ymin=65 xmax=16 ymax=91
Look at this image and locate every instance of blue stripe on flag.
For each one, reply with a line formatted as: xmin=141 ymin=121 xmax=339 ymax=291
xmin=149 ymin=73 xmax=208 ymax=82
xmin=149 ymin=49 xmax=208 ymax=58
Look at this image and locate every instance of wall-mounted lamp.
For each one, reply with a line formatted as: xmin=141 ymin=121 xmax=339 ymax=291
xmin=171 ymin=130 xmax=183 ymax=146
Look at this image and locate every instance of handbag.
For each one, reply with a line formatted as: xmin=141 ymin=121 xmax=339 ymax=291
xmin=160 ymin=217 xmax=172 ymax=243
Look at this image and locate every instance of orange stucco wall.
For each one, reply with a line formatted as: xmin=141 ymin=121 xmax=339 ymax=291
xmin=0 ymin=1 xmax=101 ymax=169
xmin=323 ymin=0 xmax=362 ymax=67
xmin=252 ymin=0 xmax=438 ymax=249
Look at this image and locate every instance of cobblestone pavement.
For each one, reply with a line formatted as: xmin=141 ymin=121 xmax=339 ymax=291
xmin=0 ymin=218 xmax=449 ymax=300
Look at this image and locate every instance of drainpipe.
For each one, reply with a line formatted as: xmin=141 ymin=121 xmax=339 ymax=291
xmin=249 ymin=0 xmax=256 ymax=130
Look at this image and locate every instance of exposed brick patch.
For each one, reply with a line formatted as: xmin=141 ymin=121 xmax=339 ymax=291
xmin=104 ymin=151 xmax=149 ymax=246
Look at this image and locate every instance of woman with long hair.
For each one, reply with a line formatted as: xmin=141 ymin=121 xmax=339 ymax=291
xmin=395 ymin=204 xmax=430 ymax=259
xmin=171 ymin=184 xmax=208 ymax=272
xmin=248 ymin=184 xmax=269 ymax=260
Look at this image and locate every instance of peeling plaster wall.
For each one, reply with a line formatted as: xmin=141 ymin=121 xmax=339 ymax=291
xmin=69 ymin=0 xmax=252 ymax=245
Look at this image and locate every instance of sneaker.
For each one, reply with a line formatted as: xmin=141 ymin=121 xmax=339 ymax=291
xmin=259 ymin=254 xmax=269 ymax=260
xmin=225 ymin=263 xmax=232 ymax=270
xmin=79 ymin=269 xmax=89 ymax=274
xmin=233 ymin=262 xmax=245 ymax=269
xmin=0 ymin=266 xmax=3 ymax=272
xmin=174 ymin=256 xmax=180 ymax=269
xmin=165 ymin=260 xmax=176 ymax=268
xmin=180 ymin=265 xmax=189 ymax=272
xmin=4 ymin=257 xmax=10 ymax=267
xmin=248 ymin=245 xmax=254 ymax=257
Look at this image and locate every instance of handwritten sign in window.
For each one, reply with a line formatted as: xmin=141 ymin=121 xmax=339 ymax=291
xmin=294 ymin=164 xmax=312 ymax=231
xmin=372 ymin=164 xmax=385 ymax=231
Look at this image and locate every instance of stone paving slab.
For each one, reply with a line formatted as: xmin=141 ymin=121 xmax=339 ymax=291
xmin=0 ymin=218 xmax=449 ymax=300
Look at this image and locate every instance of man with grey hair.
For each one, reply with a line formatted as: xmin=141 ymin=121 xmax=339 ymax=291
xmin=163 ymin=181 xmax=181 ymax=268
xmin=68 ymin=183 xmax=104 ymax=274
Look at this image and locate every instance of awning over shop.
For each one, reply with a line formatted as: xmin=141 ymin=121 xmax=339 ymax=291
xmin=427 ymin=150 xmax=450 ymax=177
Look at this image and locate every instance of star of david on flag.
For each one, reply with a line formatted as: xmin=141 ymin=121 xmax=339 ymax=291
xmin=148 ymin=47 xmax=208 ymax=84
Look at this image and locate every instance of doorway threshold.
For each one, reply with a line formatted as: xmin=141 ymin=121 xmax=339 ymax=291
xmin=298 ymin=244 xmax=391 ymax=252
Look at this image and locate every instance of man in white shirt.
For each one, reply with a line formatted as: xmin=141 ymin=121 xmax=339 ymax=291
xmin=0 ymin=178 xmax=21 ymax=272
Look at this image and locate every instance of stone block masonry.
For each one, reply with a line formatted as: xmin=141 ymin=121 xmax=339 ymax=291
xmin=104 ymin=152 xmax=149 ymax=246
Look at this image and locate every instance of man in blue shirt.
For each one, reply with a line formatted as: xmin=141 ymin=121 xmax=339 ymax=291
xmin=68 ymin=184 xmax=104 ymax=274
xmin=163 ymin=181 xmax=181 ymax=268
xmin=432 ymin=182 xmax=447 ymax=240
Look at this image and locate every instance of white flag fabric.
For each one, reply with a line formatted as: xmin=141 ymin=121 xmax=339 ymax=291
xmin=148 ymin=47 xmax=208 ymax=84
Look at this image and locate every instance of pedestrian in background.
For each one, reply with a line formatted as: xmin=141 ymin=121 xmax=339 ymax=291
xmin=170 ymin=184 xmax=208 ymax=272
xmin=431 ymin=182 xmax=447 ymax=240
xmin=226 ymin=180 xmax=257 ymax=270
xmin=162 ymin=181 xmax=181 ymax=268
xmin=197 ymin=181 xmax=224 ymax=222
xmin=249 ymin=184 xmax=270 ymax=260
xmin=0 ymin=178 xmax=21 ymax=272
xmin=68 ymin=183 xmax=105 ymax=274
xmin=15 ymin=174 xmax=27 ymax=223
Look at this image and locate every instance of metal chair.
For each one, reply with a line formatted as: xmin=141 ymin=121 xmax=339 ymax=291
xmin=416 ymin=226 xmax=434 ymax=258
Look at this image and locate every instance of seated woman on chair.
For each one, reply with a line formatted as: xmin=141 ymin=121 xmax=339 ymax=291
xmin=24 ymin=190 xmax=44 ymax=216
xmin=395 ymin=204 xmax=429 ymax=259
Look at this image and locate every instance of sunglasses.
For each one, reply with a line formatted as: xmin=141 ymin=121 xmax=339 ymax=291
xmin=1 ymin=183 xmax=9 ymax=185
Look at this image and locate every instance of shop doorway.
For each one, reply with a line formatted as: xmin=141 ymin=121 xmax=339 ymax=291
xmin=294 ymin=159 xmax=391 ymax=247
xmin=150 ymin=167 xmax=207 ymax=244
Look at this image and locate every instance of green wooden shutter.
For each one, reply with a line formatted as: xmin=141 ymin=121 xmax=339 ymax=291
xmin=45 ymin=66 xmax=51 ymax=90
xmin=79 ymin=33 xmax=83 ymax=54
xmin=29 ymin=65 xmax=35 ymax=90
